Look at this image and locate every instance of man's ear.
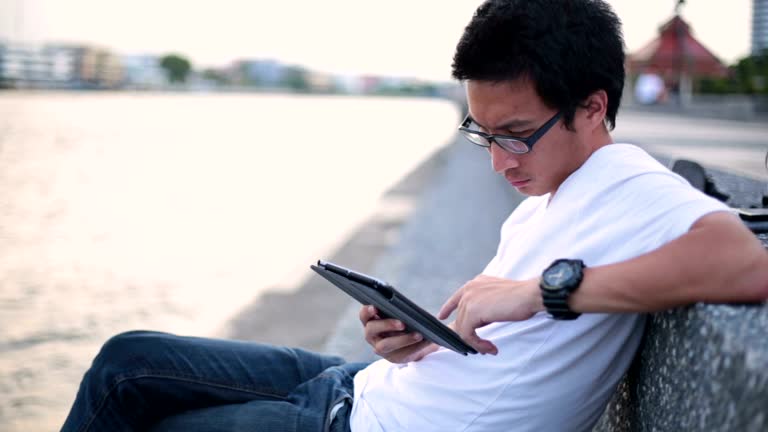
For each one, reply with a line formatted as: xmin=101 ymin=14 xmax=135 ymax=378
xmin=580 ymin=90 xmax=608 ymax=131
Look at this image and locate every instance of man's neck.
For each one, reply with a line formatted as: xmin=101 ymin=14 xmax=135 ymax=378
xmin=548 ymin=132 xmax=614 ymax=203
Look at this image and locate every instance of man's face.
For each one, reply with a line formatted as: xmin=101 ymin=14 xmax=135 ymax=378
xmin=465 ymin=79 xmax=584 ymax=197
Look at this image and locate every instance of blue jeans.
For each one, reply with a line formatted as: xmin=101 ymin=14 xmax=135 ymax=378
xmin=60 ymin=331 xmax=368 ymax=432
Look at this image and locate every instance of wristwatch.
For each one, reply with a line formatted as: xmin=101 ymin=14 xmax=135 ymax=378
xmin=540 ymin=259 xmax=586 ymax=320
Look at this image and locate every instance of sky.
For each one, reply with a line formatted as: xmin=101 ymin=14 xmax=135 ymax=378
xmin=0 ymin=0 xmax=756 ymax=81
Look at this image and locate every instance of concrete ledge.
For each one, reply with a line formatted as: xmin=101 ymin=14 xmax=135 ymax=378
xmin=623 ymin=95 xmax=768 ymax=123
xmin=594 ymin=299 xmax=768 ymax=432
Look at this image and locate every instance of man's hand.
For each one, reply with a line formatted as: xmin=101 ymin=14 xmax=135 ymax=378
xmin=359 ymin=305 xmax=439 ymax=363
xmin=438 ymin=275 xmax=543 ymax=355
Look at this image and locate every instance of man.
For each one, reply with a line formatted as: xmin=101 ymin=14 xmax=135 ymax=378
xmin=61 ymin=1 xmax=768 ymax=431
xmin=634 ymin=67 xmax=666 ymax=105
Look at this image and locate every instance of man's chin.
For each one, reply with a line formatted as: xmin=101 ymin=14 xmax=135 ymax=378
xmin=510 ymin=180 xmax=545 ymax=196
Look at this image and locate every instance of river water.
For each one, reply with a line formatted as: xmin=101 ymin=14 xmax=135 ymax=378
xmin=0 ymin=92 xmax=459 ymax=431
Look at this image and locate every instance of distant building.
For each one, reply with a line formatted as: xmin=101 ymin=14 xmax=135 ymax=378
xmin=306 ymin=70 xmax=334 ymax=92
xmin=76 ymin=46 xmax=124 ymax=89
xmin=0 ymin=41 xmax=8 ymax=87
xmin=629 ymin=15 xmax=728 ymax=80
xmin=0 ymin=42 xmax=50 ymax=87
xmin=0 ymin=42 xmax=123 ymax=89
xmin=754 ymin=0 xmax=768 ymax=55
xmin=360 ymin=76 xmax=381 ymax=93
xmin=44 ymin=45 xmax=79 ymax=84
xmin=628 ymin=15 xmax=728 ymax=105
xmin=333 ymin=75 xmax=365 ymax=94
xmin=122 ymin=55 xmax=167 ymax=89
xmin=230 ymin=59 xmax=285 ymax=87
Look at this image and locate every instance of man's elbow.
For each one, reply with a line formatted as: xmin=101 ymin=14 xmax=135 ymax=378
xmin=731 ymin=225 xmax=768 ymax=302
xmin=694 ymin=212 xmax=768 ymax=303
xmin=746 ymin=249 xmax=768 ymax=302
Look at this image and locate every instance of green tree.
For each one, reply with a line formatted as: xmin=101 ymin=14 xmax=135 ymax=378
xmin=201 ymin=68 xmax=228 ymax=86
xmin=698 ymin=77 xmax=734 ymax=94
xmin=160 ymin=54 xmax=192 ymax=84
xmin=698 ymin=50 xmax=768 ymax=95
xmin=734 ymin=51 xmax=768 ymax=94
xmin=281 ymin=66 xmax=310 ymax=92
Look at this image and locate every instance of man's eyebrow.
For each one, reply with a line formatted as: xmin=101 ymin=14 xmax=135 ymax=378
xmin=468 ymin=115 xmax=533 ymax=131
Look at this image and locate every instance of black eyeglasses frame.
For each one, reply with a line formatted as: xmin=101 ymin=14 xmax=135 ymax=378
xmin=458 ymin=111 xmax=563 ymax=154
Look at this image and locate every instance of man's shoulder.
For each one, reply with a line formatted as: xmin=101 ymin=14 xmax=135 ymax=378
xmin=555 ymin=144 xmax=681 ymax=206
xmin=584 ymin=143 xmax=669 ymax=180
xmin=559 ymin=144 xmax=726 ymax=228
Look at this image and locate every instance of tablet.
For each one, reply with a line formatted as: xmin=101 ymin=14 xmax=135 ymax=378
xmin=311 ymin=260 xmax=477 ymax=355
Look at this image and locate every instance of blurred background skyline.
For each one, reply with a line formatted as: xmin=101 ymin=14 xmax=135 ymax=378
xmin=0 ymin=0 xmax=760 ymax=81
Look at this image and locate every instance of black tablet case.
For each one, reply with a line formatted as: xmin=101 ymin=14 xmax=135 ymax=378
xmin=311 ymin=261 xmax=477 ymax=355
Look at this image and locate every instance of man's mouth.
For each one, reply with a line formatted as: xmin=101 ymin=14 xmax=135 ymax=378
xmin=505 ymin=176 xmax=530 ymax=188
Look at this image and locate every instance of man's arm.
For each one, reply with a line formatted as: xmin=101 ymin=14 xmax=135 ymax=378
xmin=572 ymin=211 xmax=768 ymax=312
xmin=440 ymin=211 xmax=768 ymax=355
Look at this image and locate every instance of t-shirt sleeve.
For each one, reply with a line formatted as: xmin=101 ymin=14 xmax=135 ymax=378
xmin=622 ymin=171 xmax=730 ymax=245
xmin=482 ymin=254 xmax=501 ymax=275
xmin=656 ymin=192 xmax=730 ymax=239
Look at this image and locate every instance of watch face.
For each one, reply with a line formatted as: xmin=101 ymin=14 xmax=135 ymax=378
xmin=543 ymin=261 xmax=574 ymax=288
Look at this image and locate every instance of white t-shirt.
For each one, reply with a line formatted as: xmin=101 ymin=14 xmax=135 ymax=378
xmin=349 ymin=144 xmax=728 ymax=432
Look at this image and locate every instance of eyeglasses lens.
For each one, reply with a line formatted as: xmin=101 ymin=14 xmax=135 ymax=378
xmin=496 ymin=139 xmax=529 ymax=153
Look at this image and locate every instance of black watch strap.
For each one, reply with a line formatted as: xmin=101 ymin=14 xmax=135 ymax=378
xmin=540 ymin=259 xmax=585 ymax=320
xmin=541 ymin=295 xmax=581 ymax=320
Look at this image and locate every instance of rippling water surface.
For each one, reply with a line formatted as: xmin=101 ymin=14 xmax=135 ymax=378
xmin=0 ymin=92 xmax=459 ymax=431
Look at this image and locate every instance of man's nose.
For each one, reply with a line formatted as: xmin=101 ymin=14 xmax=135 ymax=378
xmin=489 ymin=142 xmax=521 ymax=173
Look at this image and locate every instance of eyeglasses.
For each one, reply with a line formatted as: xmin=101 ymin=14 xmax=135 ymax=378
xmin=458 ymin=111 xmax=563 ymax=154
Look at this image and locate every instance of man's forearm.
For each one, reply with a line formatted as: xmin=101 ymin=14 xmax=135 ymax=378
xmin=569 ymin=212 xmax=768 ymax=313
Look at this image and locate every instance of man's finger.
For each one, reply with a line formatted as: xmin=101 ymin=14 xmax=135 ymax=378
xmin=374 ymin=332 xmax=424 ymax=356
xmin=463 ymin=331 xmax=498 ymax=355
xmin=409 ymin=343 xmax=440 ymax=362
xmin=438 ymin=290 xmax=462 ymax=319
xmin=358 ymin=305 xmax=378 ymax=325
xmin=366 ymin=318 xmax=406 ymax=341
xmin=455 ymin=313 xmax=498 ymax=355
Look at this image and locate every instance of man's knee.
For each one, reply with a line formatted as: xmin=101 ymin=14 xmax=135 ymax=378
xmin=93 ymin=330 xmax=171 ymax=373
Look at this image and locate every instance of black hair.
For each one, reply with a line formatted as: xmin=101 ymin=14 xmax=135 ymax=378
xmin=452 ymin=0 xmax=625 ymax=130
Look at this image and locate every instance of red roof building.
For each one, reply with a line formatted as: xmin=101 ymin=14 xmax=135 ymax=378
xmin=629 ymin=15 xmax=728 ymax=80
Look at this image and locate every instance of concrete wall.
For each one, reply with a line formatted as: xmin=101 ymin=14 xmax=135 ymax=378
xmin=624 ymin=95 xmax=768 ymax=122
